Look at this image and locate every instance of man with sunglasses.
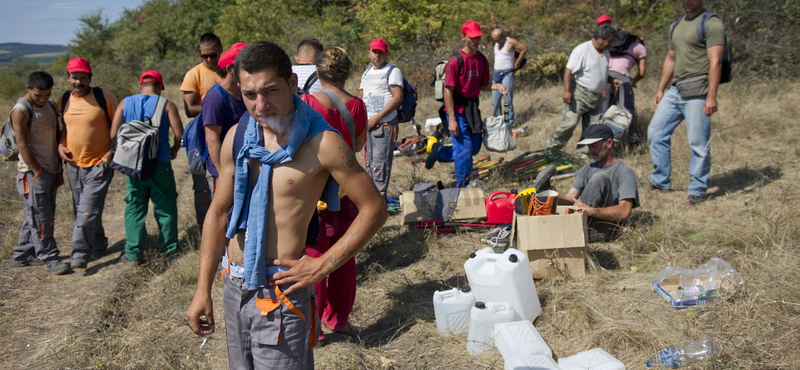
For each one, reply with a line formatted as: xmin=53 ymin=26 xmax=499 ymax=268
xmin=180 ymin=33 xmax=223 ymax=231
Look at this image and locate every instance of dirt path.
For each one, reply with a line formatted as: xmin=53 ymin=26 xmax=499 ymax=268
xmin=0 ymin=144 xmax=197 ymax=369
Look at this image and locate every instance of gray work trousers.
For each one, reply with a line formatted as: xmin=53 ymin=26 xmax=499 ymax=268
xmin=14 ymin=170 xmax=60 ymax=264
xmin=580 ymin=171 xmax=621 ymax=242
xmin=66 ymin=162 xmax=112 ymax=260
xmin=223 ymin=272 xmax=317 ymax=370
xmin=365 ymin=117 xmax=398 ymax=197
xmin=546 ymin=83 xmax=604 ymax=149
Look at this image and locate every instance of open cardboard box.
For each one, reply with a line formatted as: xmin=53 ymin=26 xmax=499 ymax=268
xmin=400 ymin=188 xmax=486 ymax=223
xmin=512 ymin=205 xmax=588 ymax=279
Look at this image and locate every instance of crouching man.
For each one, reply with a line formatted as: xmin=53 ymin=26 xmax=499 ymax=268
xmin=186 ymin=42 xmax=387 ymax=369
xmin=562 ymin=124 xmax=639 ymax=242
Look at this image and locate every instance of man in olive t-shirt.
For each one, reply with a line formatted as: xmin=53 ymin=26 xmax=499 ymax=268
xmin=648 ymin=0 xmax=725 ymax=204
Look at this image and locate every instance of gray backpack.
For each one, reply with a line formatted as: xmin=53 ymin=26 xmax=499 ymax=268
xmin=1 ymin=98 xmax=57 ymax=161
xmin=110 ymin=97 xmax=168 ymax=180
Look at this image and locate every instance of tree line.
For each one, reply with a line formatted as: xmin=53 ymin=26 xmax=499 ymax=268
xmin=3 ymin=0 xmax=798 ymax=102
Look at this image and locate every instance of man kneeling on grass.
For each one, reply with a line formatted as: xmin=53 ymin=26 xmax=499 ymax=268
xmin=186 ymin=42 xmax=387 ymax=370
xmin=562 ymin=124 xmax=639 ymax=242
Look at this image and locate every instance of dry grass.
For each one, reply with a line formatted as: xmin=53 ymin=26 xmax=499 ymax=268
xmin=0 ymin=80 xmax=798 ymax=369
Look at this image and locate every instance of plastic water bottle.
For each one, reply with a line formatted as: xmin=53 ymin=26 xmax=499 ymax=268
xmin=646 ymin=337 xmax=718 ymax=368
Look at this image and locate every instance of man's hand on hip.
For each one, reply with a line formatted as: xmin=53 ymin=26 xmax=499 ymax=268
xmin=269 ymin=255 xmax=327 ymax=295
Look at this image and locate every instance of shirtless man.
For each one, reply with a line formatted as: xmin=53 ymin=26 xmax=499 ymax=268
xmin=186 ymin=41 xmax=387 ymax=369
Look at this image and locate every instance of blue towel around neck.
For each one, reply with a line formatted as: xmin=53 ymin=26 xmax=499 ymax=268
xmin=225 ymin=94 xmax=341 ymax=290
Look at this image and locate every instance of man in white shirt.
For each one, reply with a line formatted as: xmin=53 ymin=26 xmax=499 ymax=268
xmin=292 ymin=38 xmax=324 ymax=95
xmin=546 ymin=25 xmax=616 ymax=150
xmin=359 ymin=38 xmax=403 ymax=199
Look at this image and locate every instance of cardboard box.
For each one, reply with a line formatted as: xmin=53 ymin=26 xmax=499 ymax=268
xmin=513 ymin=205 xmax=588 ymax=279
xmin=400 ymin=189 xmax=438 ymax=223
xmin=449 ymin=188 xmax=487 ymax=220
xmin=401 ymin=188 xmax=486 ymax=223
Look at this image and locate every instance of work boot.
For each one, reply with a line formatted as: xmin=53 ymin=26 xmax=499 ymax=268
xmin=533 ymin=164 xmax=557 ymax=192
xmin=47 ymin=261 xmax=71 ymax=275
xmin=70 ymin=258 xmax=87 ymax=269
xmin=425 ymin=143 xmax=443 ymax=169
xmin=120 ymin=253 xmax=141 ymax=267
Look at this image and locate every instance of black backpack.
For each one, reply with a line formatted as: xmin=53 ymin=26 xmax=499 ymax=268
xmin=609 ymin=30 xmax=644 ymax=58
xmin=671 ymin=12 xmax=733 ymax=84
xmin=61 ymin=87 xmax=110 ymax=123
xmin=297 ymin=71 xmax=318 ymax=96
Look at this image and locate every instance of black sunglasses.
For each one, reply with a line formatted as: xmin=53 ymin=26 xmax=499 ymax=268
xmin=201 ymin=53 xmax=219 ymax=59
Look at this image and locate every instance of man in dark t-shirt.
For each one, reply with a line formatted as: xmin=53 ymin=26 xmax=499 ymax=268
xmin=562 ymin=124 xmax=639 ymax=242
xmin=203 ymin=43 xmax=247 ymax=196
xmin=425 ymin=20 xmax=508 ymax=187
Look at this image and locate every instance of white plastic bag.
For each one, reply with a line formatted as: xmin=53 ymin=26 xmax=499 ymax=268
xmin=482 ymin=115 xmax=516 ymax=152
xmin=652 ymin=257 xmax=745 ymax=308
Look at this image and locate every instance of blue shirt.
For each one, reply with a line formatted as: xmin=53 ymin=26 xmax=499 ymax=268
xmin=202 ymin=84 xmax=246 ymax=176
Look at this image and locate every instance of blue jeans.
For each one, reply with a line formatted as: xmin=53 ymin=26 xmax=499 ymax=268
xmin=437 ymin=112 xmax=482 ymax=187
xmin=648 ymin=86 xmax=711 ymax=196
xmin=492 ymin=69 xmax=514 ymax=125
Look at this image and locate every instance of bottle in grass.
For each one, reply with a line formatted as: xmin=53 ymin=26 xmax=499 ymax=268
xmin=646 ymin=337 xmax=718 ymax=368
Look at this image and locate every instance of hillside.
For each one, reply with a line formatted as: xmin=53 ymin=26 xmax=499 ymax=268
xmin=0 ymin=42 xmax=68 ymax=65
xmin=0 ymin=80 xmax=797 ymax=369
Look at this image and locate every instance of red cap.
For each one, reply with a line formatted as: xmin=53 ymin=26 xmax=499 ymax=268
xmin=369 ymin=38 xmax=388 ymax=53
xmin=219 ymin=42 xmax=248 ymax=69
xmin=461 ymin=20 xmax=483 ymax=38
xmin=139 ymin=70 xmax=164 ymax=85
xmin=67 ymin=57 xmax=92 ymax=74
xmin=597 ymin=14 xmax=612 ymax=25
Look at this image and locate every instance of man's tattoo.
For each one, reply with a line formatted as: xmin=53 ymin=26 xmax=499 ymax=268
xmin=339 ymin=143 xmax=356 ymax=168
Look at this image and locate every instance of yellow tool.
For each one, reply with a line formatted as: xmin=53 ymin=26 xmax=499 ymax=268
xmin=426 ymin=136 xmax=438 ymax=154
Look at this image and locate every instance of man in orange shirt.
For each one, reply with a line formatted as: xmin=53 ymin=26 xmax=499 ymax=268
xmin=180 ymin=33 xmax=223 ymax=230
xmin=58 ymin=57 xmax=118 ymax=269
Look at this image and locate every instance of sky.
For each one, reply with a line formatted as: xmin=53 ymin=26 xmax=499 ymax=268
xmin=0 ymin=1 xmax=145 ymax=46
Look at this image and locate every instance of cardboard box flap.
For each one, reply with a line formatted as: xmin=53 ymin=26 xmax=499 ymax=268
xmin=401 ymin=188 xmax=487 ymax=223
xmin=515 ymin=212 xmax=588 ymax=250
xmin=450 ymin=188 xmax=487 ymax=220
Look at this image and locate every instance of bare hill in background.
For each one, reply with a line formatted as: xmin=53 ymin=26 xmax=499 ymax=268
xmin=0 ymin=43 xmax=68 ymax=66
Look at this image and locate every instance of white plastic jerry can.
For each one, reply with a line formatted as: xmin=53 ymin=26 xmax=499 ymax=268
xmin=466 ymin=301 xmax=515 ymax=355
xmin=558 ymin=348 xmax=626 ymax=370
xmin=493 ymin=320 xmax=553 ymax=359
xmin=433 ymin=286 xmax=475 ymax=334
xmin=464 ymin=247 xmax=543 ymax=321
xmin=504 ymin=354 xmax=563 ymax=370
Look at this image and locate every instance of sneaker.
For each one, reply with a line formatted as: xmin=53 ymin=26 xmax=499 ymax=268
xmin=481 ymin=225 xmax=511 ymax=244
xmin=486 ymin=226 xmax=512 ymax=248
xmin=687 ymin=194 xmax=706 ymax=205
xmin=650 ymin=184 xmax=673 ymax=192
xmin=533 ymin=164 xmax=557 ymax=193
xmin=12 ymin=257 xmax=44 ymax=267
xmin=70 ymin=258 xmax=87 ymax=269
xmin=120 ymin=253 xmax=141 ymax=267
xmin=12 ymin=259 xmax=31 ymax=268
xmin=47 ymin=261 xmax=71 ymax=275
xmin=425 ymin=142 xmax=443 ymax=169
xmin=91 ymin=249 xmax=107 ymax=260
